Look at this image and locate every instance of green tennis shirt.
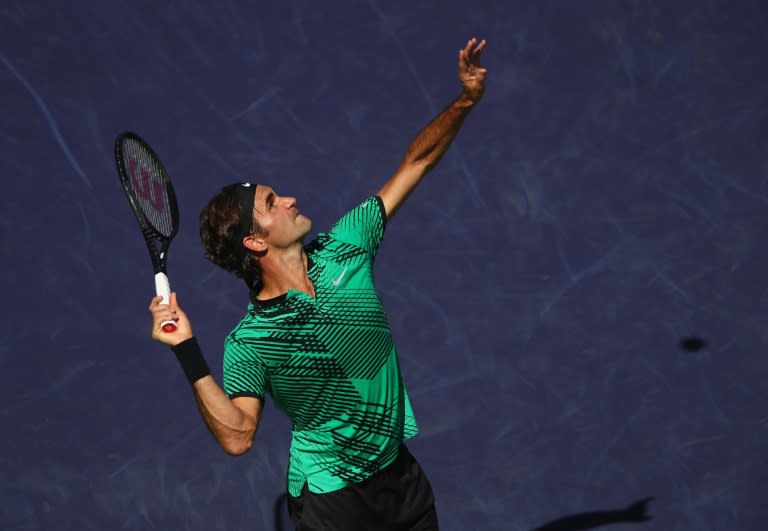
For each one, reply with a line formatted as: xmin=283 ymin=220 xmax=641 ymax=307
xmin=222 ymin=196 xmax=419 ymax=496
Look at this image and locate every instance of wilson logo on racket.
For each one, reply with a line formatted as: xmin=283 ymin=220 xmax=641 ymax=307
xmin=128 ymin=157 xmax=166 ymax=214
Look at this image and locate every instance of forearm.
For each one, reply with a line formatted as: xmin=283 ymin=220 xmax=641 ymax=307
xmin=191 ymin=376 xmax=258 ymax=455
xmin=172 ymin=337 xmax=257 ymax=455
xmin=401 ymin=92 xmax=476 ymax=171
xmin=376 ymin=39 xmax=486 ymax=220
xmin=378 ymin=93 xmax=477 ymax=218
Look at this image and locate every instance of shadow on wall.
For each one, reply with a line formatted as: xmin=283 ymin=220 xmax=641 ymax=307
xmin=531 ymin=497 xmax=654 ymax=531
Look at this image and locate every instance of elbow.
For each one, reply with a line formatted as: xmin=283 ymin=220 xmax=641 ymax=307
xmin=403 ymin=157 xmax=433 ymax=174
xmin=219 ymin=434 xmax=254 ymax=456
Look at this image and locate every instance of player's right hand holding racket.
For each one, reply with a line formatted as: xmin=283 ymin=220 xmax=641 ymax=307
xmin=149 ymin=292 xmax=193 ymax=346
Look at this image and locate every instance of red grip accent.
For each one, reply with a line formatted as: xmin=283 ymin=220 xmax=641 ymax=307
xmin=161 ymin=322 xmax=177 ymax=333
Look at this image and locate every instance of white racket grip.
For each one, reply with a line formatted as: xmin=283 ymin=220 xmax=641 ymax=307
xmin=155 ymin=272 xmax=171 ymax=304
xmin=154 ymin=272 xmax=177 ymax=332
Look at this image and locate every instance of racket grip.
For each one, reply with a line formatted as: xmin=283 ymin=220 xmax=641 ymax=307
xmin=155 ymin=272 xmax=177 ymax=333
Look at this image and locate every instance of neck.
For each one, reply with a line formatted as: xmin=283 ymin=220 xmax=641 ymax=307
xmin=257 ymin=243 xmax=314 ymax=299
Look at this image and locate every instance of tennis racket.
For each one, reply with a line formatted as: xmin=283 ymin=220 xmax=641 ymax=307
xmin=114 ymin=131 xmax=180 ymax=333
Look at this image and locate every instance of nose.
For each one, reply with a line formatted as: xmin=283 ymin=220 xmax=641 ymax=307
xmin=281 ymin=195 xmax=297 ymax=208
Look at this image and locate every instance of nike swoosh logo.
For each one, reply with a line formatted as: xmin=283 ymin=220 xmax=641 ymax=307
xmin=332 ymin=266 xmax=348 ymax=287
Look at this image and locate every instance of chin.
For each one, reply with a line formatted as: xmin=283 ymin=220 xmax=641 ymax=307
xmin=300 ymin=217 xmax=313 ymax=236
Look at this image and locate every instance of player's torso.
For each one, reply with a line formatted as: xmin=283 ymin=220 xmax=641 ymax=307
xmin=247 ymin=236 xmax=396 ymax=430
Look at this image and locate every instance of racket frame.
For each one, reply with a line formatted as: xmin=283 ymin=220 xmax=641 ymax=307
xmin=114 ymin=131 xmax=180 ymax=332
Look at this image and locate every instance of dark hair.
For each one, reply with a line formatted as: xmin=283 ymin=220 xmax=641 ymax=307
xmin=199 ymin=184 xmax=267 ymax=290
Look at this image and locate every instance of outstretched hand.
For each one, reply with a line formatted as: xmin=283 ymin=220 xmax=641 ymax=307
xmin=459 ymin=37 xmax=487 ymax=103
xmin=149 ymin=292 xmax=194 ymax=346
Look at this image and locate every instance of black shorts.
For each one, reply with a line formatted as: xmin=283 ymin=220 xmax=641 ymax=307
xmin=287 ymin=444 xmax=439 ymax=531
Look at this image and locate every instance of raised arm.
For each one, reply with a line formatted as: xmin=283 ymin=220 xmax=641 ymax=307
xmin=149 ymin=293 xmax=262 ymax=456
xmin=377 ymin=37 xmax=487 ymax=221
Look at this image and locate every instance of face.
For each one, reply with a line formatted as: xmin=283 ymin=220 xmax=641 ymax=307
xmin=250 ymin=184 xmax=312 ymax=250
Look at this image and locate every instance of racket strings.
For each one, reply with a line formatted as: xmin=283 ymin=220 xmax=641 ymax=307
xmin=122 ymin=139 xmax=175 ymax=238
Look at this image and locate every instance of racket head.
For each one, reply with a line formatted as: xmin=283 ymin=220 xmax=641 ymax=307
xmin=114 ymin=132 xmax=180 ymax=244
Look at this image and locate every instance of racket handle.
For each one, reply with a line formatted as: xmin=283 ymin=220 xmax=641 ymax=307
xmin=155 ymin=272 xmax=177 ymax=333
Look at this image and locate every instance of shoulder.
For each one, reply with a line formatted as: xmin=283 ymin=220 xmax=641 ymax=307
xmin=320 ymin=196 xmax=387 ymax=254
xmin=340 ymin=195 xmax=385 ymax=223
xmin=224 ymin=311 xmax=265 ymax=352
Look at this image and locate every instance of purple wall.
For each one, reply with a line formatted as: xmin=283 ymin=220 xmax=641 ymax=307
xmin=1 ymin=1 xmax=766 ymax=529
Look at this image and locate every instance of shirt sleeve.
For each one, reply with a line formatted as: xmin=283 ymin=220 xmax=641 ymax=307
xmin=326 ymin=196 xmax=387 ymax=257
xmin=222 ymin=333 xmax=267 ymax=399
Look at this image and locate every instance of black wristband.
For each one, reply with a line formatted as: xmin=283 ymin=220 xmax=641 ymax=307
xmin=171 ymin=337 xmax=211 ymax=384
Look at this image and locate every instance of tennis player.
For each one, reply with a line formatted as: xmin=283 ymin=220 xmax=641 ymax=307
xmin=149 ymin=37 xmax=487 ymax=530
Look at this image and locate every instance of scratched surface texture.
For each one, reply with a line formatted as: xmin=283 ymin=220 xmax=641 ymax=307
xmin=1 ymin=1 xmax=766 ymax=530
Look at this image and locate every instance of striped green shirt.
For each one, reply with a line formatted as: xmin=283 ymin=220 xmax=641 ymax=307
xmin=223 ymin=196 xmax=419 ymax=496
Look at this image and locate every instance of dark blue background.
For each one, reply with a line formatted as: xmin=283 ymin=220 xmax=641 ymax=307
xmin=1 ymin=1 xmax=766 ymax=530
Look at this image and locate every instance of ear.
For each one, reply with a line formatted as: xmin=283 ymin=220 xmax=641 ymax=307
xmin=243 ymin=234 xmax=267 ymax=253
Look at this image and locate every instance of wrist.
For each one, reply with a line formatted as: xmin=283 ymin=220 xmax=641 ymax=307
xmin=171 ymin=337 xmax=211 ymax=384
xmin=456 ymin=91 xmax=479 ymax=108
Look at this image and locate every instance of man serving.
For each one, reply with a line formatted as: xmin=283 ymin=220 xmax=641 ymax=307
xmin=149 ymin=37 xmax=487 ymax=530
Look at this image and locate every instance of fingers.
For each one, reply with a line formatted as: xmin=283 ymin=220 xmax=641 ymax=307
xmin=459 ymin=37 xmax=487 ymax=70
xmin=148 ymin=292 xmax=178 ymax=309
xmin=473 ymin=38 xmax=487 ymax=57
xmin=459 ymin=38 xmax=474 ymax=69
xmin=149 ymin=292 xmax=182 ymax=327
xmin=462 ymin=38 xmax=486 ymax=56
xmin=153 ymin=306 xmax=178 ymax=327
xmin=148 ymin=292 xmax=193 ymax=344
xmin=150 ymin=295 xmax=176 ymax=317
